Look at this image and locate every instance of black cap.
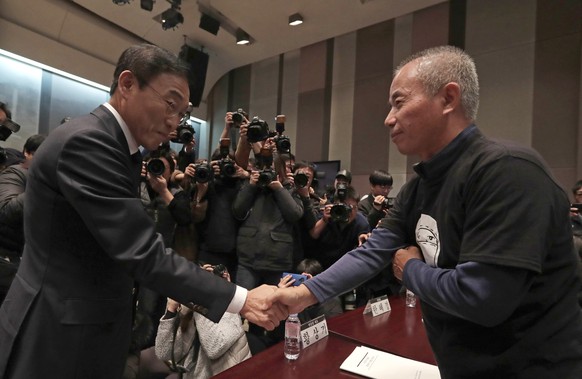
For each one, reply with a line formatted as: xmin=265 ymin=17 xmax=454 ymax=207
xmin=335 ymin=169 xmax=352 ymax=183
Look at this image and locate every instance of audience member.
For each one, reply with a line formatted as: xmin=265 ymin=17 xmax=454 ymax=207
xmin=273 ymin=45 xmax=582 ymax=378
xmin=155 ymin=264 xmax=251 ymax=379
xmin=278 ymin=259 xmax=342 ymax=324
xmin=0 ymin=43 xmax=285 ymax=379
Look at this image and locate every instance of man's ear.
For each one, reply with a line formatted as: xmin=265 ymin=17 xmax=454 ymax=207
xmin=117 ymin=70 xmax=137 ymax=97
xmin=441 ymin=82 xmax=461 ymax=116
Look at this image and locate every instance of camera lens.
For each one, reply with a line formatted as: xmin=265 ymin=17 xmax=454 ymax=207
xmin=212 ymin=264 xmax=227 ymax=277
xmin=330 ymin=203 xmax=351 ymax=223
xmin=294 ymin=173 xmax=308 ymax=188
xmin=194 ymin=163 xmax=213 ymax=183
xmin=147 ymin=158 xmax=165 ymax=176
xmin=258 ymin=169 xmax=275 ymax=187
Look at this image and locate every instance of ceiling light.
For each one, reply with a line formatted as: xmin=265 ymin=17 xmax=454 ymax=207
xmin=140 ymin=0 xmax=154 ymax=11
xmin=289 ymin=13 xmax=303 ymax=26
xmin=112 ymin=0 xmax=131 ymax=4
xmin=236 ymin=29 xmax=250 ymax=45
xmin=161 ymin=6 xmax=183 ymax=30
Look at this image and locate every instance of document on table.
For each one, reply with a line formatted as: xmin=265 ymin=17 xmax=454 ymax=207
xmin=340 ymin=346 xmax=441 ymax=379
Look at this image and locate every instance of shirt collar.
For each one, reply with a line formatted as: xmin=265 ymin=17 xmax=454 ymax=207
xmin=102 ymin=102 xmax=139 ymax=155
xmin=413 ymin=124 xmax=479 ymax=180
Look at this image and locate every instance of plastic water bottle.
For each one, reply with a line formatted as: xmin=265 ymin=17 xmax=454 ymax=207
xmin=284 ymin=313 xmax=301 ymax=360
xmin=344 ymin=288 xmax=357 ymax=311
xmin=406 ymin=288 xmax=417 ymax=307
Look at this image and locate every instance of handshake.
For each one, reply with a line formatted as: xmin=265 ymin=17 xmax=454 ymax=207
xmin=240 ymin=284 xmax=316 ymax=331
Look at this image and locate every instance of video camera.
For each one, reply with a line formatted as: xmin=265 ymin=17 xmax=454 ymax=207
xmin=171 ymin=102 xmax=195 ymax=144
xmin=330 ymin=183 xmax=352 ymax=223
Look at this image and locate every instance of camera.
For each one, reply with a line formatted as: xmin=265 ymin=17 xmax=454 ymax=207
xmin=246 ymin=117 xmax=270 ymax=143
xmin=258 ymin=168 xmax=277 ymax=187
xmin=272 ymin=115 xmax=291 ymax=154
xmin=282 ymin=272 xmax=308 ymax=286
xmin=217 ymin=138 xmax=236 ymax=179
xmin=231 ymin=108 xmax=246 ymax=128
xmin=294 ymin=172 xmax=309 ymax=188
xmin=171 ymin=102 xmax=194 ymax=144
xmin=212 ymin=264 xmax=227 ymax=277
xmin=0 ymin=119 xmax=20 ymax=141
xmin=329 ymin=183 xmax=351 ymax=223
xmin=193 ymin=162 xmax=214 ymax=183
xmin=572 ymin=203 xmax=582 ymax=213
xmin=381 ymin=197 xmax=395 ymax=209
xmin=172 ymin=124 xmax=195 ymax=144
xmin=147 ymin=158 xmax=165 ymax=176
xmin=330 ymin=203 xmax=352 ymax=223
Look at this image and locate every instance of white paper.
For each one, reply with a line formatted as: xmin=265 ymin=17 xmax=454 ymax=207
xmin=340 ymin=346 xmax=441 ymax=379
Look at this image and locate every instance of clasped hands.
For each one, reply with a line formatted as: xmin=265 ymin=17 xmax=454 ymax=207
xmin=240 ymin=284 xmax=317 ymax=331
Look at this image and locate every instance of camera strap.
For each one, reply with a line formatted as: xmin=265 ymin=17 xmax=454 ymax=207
xmin=169 ymin=311 xmax=200 ymax=377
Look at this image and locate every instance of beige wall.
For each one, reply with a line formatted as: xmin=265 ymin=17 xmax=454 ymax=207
xmin=208 ymin=0 xmax=582 ymax=199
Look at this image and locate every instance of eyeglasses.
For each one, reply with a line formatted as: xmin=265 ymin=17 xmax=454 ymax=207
xmin=144 ymin=83 xmax=188 ymax=122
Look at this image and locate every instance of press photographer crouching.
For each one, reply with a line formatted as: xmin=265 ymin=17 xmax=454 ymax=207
xmin=155 ymin=264 xmax=251 ymax=379
xmin=186 ymin=136 xmax=250 ymax=280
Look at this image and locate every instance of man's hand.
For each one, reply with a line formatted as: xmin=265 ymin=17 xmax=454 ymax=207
xmin=241 ymin=284 xmax=288 ymax=331
xmin=270 ymin=284 xmax=318 ymax=315
xmin=393 ymin=246 xmax=423 ymax=281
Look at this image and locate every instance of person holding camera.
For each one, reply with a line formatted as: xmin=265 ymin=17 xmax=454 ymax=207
xmin=308 ymin=185 xmax=370 ymax=271
xmin=233 ymin=147 xmax=304 ymax=291
xmin=155 ymin=264 xmax=251 ymax=379
xmin=358 ymin=169 xmax=394 ymax=229
xmin=0 ymin=134 xmax=45 ymax=305
xmin=187 ymin=134 xmax=250 ymax=280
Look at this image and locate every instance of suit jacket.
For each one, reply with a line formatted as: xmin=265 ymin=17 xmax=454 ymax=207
xmin=0 ymin=105 xmax=236 ymax=379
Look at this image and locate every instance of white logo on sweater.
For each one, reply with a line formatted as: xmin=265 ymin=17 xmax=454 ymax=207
xmin=416 ymin=214 xmax=440 ymax=267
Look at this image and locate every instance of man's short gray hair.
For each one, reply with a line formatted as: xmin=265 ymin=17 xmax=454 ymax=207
xmin=395 ymin=46 xmax=479 ymax=122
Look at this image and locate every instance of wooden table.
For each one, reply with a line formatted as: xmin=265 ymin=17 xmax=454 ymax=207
xmin=214 ymin=295 xmax=437 ymax=378
xmin=327 ymin=295 xmax=436 ymax=365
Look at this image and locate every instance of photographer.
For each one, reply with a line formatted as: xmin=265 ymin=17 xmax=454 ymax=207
xmin=291 ymin=161 xmax=320 ymax=266
xmin=0 ymin=134 xmax=46 ymax=305
xmin=186 ymin=135 xmax=250 ymax=279
xmin=232 ymin=139 xmax=303 ymax=290
xmin=125 ymin=148 xmax=194 ymax=378
xmin=155 ymin=264 xmax=251 ymax=379
xmin=308 ymin=185 xmax=369 ymax=270
xmin=358 ymin=169 xmax=394 ymax=229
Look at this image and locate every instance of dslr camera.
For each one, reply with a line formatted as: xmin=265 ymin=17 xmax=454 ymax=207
xmin=0 ymin=118 xmax=20 ymax=141
xmin=271 ymin=115 xmax=291 ymax=154
xmin=193 ymin=161 xmax=214 ymax=183
xmin=246 ymin=117 xmax=270 ymax=143
xmin=147 ymin=158 xmax=165 ymax=176
xmin=330 ymin=183 xmax=352 ymax=223
xmin=294 ymin=172 xmax=309 ymax=188
xmin=255 ymin=147 xmax=276 ymax=187
xmin=171 ymin=102 xmax=195 ymax=144
xmin=217 ymin=138 xmax=236 ymax=179
xmin=381 ymin=197 xmax=395 ymax=210
xmin=212 ymin=264 xmax=227 ymax=277
xmin=231 ymin=108 xmax=247 ymax=128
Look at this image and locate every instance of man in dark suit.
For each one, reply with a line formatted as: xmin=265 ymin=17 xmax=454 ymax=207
xmin=0 ymin=44 xmax=286 ymax=379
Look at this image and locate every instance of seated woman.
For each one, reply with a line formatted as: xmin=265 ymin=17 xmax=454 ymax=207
xmin=154 ymin=264 xmax=251 ymax=379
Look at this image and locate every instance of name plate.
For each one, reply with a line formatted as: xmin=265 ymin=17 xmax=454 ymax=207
xmin=300 ymin=315 xmax=328 ymax=349
xmin=363 ymin=295 xmax=391 ymax=317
